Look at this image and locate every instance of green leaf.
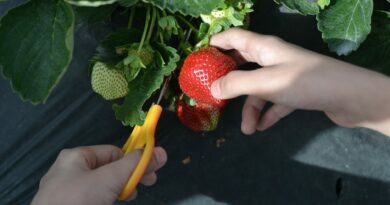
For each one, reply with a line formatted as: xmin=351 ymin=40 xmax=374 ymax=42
xmin=123 ymin=55 xmax=145 ymax=69
xmin=118 ymin=0 xmax=139 ymax=7
xmin=196 ymin=22 xmax=209 ymax=41
xmin=121 ymin=54 xmax=144 ymax=81
xmin=113 ymin=44 xmax=179 ymax=126
xmin=347 ymin=11 xmax=390 ymax=75
xmin=65 ymin=0 xmax=118 ymax=7
xmin=317 ymin=0 xmax=374 ymax=55
xmin=275 ymin=0 xmax=320 ymax=15
xmin=127 ymin=44 xmax=155 ymax=66
xmin=153 ymin=43 xmax=180 ymax=75
xmin=199 ymin=0 xmax=253 ymax=37
xmin=158 ymin=15 xmax=179 ymax=40
xmin=144 ymin=0 xmax=224 ymax=17
xmin=0 ymin=0 xmax=74 ymax=104
xmin=94 ymin=28 xmax=142 ymax=64
xmin=74 ymin=4 xmax=116 ymax=24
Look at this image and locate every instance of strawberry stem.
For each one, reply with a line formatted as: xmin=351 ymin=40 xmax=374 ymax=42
xmin=127 ymin=7 xmax=136 ymax=29
xmin=155 ymin=9 xmax=163 ymax=43
xmin=138 ymin=5 xmax=151 ymax=52
xmin=176 ymin=15 xmax=198 ymax=33
xmin=146 ymin=6 xmax=157 ymax=44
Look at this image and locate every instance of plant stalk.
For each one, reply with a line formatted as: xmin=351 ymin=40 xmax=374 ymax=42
xmin=127 ymin=7 xmax=136 ymax=29
xmin=176 ymin=15 xmax=199 ymax=33
xmin=138 ymin=5 xmax=151 ymax=52
xmin=146 ymin=6 xmax=157 ymax=44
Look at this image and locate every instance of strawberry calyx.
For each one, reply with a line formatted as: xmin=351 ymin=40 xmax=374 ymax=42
xmin=127 ymin=44 xmax=154 ymax=67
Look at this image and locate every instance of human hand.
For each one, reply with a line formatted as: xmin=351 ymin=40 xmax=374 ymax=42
xmin=31 ymin=145 xmax=167 ymax=205
xmin=210 ymin=28 xmax=390 ymax=136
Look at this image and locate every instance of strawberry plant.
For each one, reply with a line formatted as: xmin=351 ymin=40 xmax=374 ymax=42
xmin=0 ymin=0 xmax=388 ymax=131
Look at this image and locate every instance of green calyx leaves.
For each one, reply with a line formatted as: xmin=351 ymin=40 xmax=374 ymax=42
xmin=197 ymin=0 xmax=253 ymax=47
xmin=317 ymin=0 xmax=330 ymax=9
xmin=158 ymin=15 xmax=180 ymax=40
xmin=203 ymin=0 xmax=253 ymax=31
xmin=0 ymin=0 xmax=75 ymax=104
xmin=120 ymin=44 xmax=155 ymax=82
xmin=183 ymin=94 xmax=197 ymax=106
xmin=127 ymin=45 xmax=154 ymax=67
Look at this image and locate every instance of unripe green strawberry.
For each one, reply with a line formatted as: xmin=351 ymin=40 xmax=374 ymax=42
xmin=91 ymin=62 xmax=129 ymax=100
xmin=127 ymin=47 xmax=154 ymax=67
xmin=201 ymin=10 xmax=227 ymax=24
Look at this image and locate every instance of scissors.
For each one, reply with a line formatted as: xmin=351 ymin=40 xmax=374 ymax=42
xmin=118 ymin=78 xmax=169 ymax=200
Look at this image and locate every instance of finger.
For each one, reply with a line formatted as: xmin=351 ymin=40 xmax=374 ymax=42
xmin=57 ymin=145 xmax=123 ymax=170
xmin=211 ymin=68 xmax=271 ymax=99
xmin=125 ymin=189 xmax=138 ymax=201
xmin=91 ymin=147 xmax=167 ymax=192
xmin=224 ymin=49 xmax=250 ymax=65
xmin=144 ymin=147 xmax=168 ymax=174
xmin=92 ymin=149 xmax=142 ymax=192
xmin=257 ymin=104 xmax=294 ymax=131
xmin=241 ymin=96 xmax=266 ymax=135
xmin=210 ymin=28 xmax=286 ymax=66
xmin=210 ymin=28 xmax=259 ymax=62
xmin=140 ymin=172 xmax=157 ymax=186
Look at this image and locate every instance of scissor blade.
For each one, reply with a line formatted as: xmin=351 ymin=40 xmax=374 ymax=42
xmin=156 ymin=76 xmax=171 ymax=105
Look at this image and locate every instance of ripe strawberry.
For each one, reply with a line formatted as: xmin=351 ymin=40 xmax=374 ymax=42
xmin=178 ymin=47 xmax=237 ymax=107
xmin=176 ymin=95 xmax=221 ymax=132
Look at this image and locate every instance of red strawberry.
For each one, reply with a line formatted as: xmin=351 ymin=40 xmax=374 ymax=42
xmin=176 ymin=95 xmax=221 ymax=132
xmin=178 ymin=47 xmax=237 ymax=107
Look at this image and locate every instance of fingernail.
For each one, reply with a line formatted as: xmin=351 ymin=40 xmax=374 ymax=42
xmin=211 ymin=80 xmax=221 ymax=98
xmin=154 ymin=148 xmax=167 ymax=165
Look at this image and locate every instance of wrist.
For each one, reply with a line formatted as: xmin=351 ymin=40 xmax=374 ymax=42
xmin=338 ymin=63 xmax=390 ymax=136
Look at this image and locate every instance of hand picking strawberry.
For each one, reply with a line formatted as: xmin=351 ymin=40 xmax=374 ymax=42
xmin=177 ymin=47 xmax=237 ymax=131
xmin=179 ymin=47 xmax=237 ymax=107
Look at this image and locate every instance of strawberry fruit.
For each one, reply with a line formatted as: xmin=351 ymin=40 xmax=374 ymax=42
xmin=91 ymin=62 xmax=129 ymax=100
xmin=178 ymin=47 xmax=237 ymax=107
xmin=176 ymin=95 xmax=221 ymax=132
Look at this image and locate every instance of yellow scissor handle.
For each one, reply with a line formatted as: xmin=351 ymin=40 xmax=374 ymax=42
xmin=118 ymin=104 xmax=162 ymax=200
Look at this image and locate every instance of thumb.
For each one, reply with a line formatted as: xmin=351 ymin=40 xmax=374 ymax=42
xmin=92 ymin=150 xmax=142 ymax=192
xmin=91 ymin=147 xmax=167 ymax=193
xmin=211 ymin=69 xmax=267 ymax=99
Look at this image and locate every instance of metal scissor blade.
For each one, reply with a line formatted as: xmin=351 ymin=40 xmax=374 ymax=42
xmin=156 ymin=76 xmax=171 ymax=105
